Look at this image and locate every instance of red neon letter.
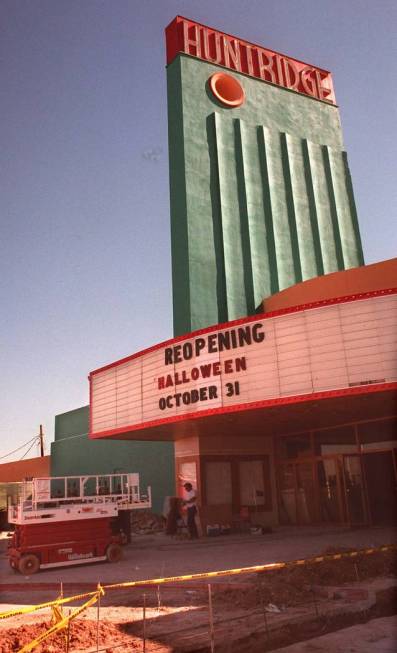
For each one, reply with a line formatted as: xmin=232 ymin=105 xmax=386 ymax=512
xmin=315 ymin=71 xmax=333 ymax=102
xmin=244 ymin=44 xmax=255 ymax=75
xmin=300 ymin=66 xmax=318 ymax=98
xmin=183 ymin=22 xmax=201 ymax=57
xmin=283 ymin=58 xmax=299 ymax=90
xmin=258 ymin=50 xmax=276 ymax=83
xmin=223 ymin=36 xmax=241 ymax=71
xmin=203 ymin=29 xmax=222 ymax=64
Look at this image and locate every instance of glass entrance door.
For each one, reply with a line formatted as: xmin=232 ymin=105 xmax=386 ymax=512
xmin=279 ymin=462 xmax=316 ymax=524
xmin=342 ymin=455 xmax=368 ymax=525
xmin=362 ymin=451 xmax=397 ymax=525
xmin=317 ymin=458 xmax=344 ymax=523
xmin=279 ymin=463 xmax=297 ymax=524
xmin=296 ymin=463 xmax=316 ymax=523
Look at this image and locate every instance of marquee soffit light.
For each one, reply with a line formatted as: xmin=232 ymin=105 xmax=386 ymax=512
xmin=209 ymin=72 xmax=245 ymax=107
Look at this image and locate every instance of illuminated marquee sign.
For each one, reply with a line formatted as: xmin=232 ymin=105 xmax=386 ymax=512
xmin=166 ymin=16 xmax=336 ymax=105
xmin=89 ymin=293 xmax=396 ymax=438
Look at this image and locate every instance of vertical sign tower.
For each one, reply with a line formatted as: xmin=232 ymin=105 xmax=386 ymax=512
xmin=166 ymin=17 xmax=364 ymax=336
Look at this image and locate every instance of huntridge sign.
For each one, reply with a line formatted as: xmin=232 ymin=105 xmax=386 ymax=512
xmin=89 ymin=293 xmax=396 ymax=439
xmin=165 ymin=16 xmax=336 ymax=105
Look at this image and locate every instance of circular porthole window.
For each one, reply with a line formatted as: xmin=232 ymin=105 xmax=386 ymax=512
xmin=209 ymin=72 xmax=245 ymax=108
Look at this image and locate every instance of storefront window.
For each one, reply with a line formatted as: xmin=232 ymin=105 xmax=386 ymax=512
xmin=205 ymin=461 xmax=232 ymax=505
xmin=239 ymin=460 xmax=265 ymax=506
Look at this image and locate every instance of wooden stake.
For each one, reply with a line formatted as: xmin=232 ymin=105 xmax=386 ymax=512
xmin=57 ymin=581 xmax=67 ymax=652
xmin=143 ymin=593 xmax=146 ymax=653
xmin=208 ymin=583 xmax=215 ymax=653
xmin=96 ymin=583 xmax=101 ymax=652
xmin=65 ymin=608 xmax=71 ymax=653
xmin=258 ymin=577 xmax=270 ymax=642
xmin=157 ymin=585 xmax=161 ymax=613
xmin=312 ymin=584 xmax=319 ymax=617
xmin=158 ymin=562 xmax=165 ymax=612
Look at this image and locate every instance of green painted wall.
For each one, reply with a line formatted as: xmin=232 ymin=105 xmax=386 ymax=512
xmin=51 ymin=406 xmax=175 ymax=514
xmin=167 ymin=55 xmax=364 ymax=336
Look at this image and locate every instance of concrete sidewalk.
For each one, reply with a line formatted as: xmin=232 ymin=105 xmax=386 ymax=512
xmin=0 ymin=524 xmax=396 ymax=588
xmin=273 ymin=615 xmax=397 ymax=652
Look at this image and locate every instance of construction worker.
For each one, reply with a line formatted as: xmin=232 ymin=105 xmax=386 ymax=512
xmin=183 ymin=482 xmax=198 ymax=539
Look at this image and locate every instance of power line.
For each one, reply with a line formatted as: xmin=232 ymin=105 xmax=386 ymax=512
xmin=0 ymin=436 xmax=39 ymax=461
xmin=19 ymin=438 xmax=39 ymax=461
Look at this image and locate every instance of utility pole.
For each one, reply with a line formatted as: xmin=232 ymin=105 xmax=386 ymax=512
xmin=39 ymin=424 xmax=44 ymax=457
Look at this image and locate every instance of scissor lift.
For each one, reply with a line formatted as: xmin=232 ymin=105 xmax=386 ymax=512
xmin=7 ymin=473 xmax=151 ymax=574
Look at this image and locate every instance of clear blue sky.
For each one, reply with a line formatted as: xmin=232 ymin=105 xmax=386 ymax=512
xmin=1 ymin=1 xmax=396 ymax=460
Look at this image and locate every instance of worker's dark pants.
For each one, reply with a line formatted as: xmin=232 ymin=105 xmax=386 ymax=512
xmin=187 ymin=506 xmax=198 ymax=539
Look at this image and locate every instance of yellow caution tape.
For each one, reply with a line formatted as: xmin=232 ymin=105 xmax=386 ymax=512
xmin=17 ymin=591 xmax=100 ymax=653
xmin=0 ymin=590 xmax=98 ymax=620
xmin=50 ymin=603 xmax=64 ymax=626
xmin=1 ymin=543 xmax=395 ymax=623
xmin=50 ymin=602 xmax=68 ymax=650
xmin=104 ymin=561 xmax=286 ymax=590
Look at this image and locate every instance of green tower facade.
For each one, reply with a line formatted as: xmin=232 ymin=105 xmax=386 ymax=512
xmin=167 ymin=20 xmax=364 ymax=337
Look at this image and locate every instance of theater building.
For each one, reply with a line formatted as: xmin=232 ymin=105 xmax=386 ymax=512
xmin=89 ymin=17 xmax=397 ymax=531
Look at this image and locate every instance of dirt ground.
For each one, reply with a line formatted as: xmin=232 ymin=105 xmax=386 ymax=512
xmin=1 ymin=539 xmax=396 ymax=653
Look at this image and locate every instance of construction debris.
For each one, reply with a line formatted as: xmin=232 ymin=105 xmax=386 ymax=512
xmin=130 ymin=510 xmax=165 ymax=535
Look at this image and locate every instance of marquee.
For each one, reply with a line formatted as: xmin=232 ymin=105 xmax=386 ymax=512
xmin=89 ymin=291 xmax=397 ymax=439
